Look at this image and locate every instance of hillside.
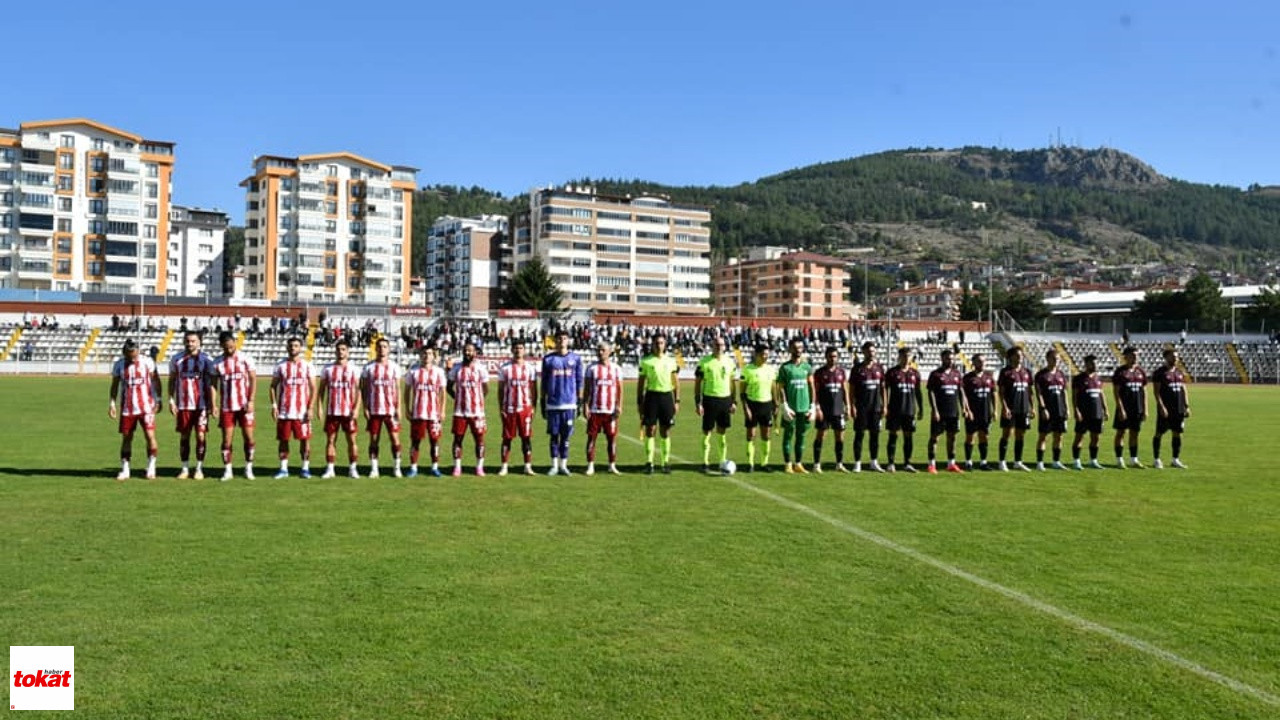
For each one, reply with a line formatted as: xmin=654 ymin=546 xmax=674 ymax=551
xmin=578 ymin=147 xmax=1280 ymax=271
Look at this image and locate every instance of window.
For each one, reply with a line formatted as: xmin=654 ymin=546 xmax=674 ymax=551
xmin=58 ymin=154 xmax=74 ymax=170
xmin=59 ymin=135 xmax=74 ymax=148
xmin=281 ymin=178 xmax=294 ymax=191
xmin=56 ymin=237 xmax=72 ymax=253
xmin=144 ymin=265 xmax=157 ymax=279
xmin=88 ymin=261 xmax=103 ymax=275
xmin=92 ymin=138 xmax=105 ymax=151
xmin=326 ymin=165 xmax=337 ymax=177
xmin=56 ymin=175 xmax=73 ymax=191
xmin=145 ymin=164 xmax=158 ymax=178
xmin=146 ymin=183 xmax=158 ymax=199
xmin=58 ymin=197 xmax=72 ymax=212
xmin=56 ymin=259 xmax=71 ymax=274
xmin=0 ymin=213 xmax=10 ymax=229
xmin=0 ymin=191 xmax=11 ymax=205
xmin=143 ymin=244 xmax=157 ymax=259
xmin=143 ymin=224 xmax=157 ymax=239
xmin=145 ymin=204 xmax=158 ymax=219
xmin=91 ymin=157 xmax=105 ymax=173
xmin=198 ymin=243 xmax=213 ymax=254
xmin=89 ymin=178 xmax=105 ymax=193
xmin=88 ymin=240 xmax=103 ymax=255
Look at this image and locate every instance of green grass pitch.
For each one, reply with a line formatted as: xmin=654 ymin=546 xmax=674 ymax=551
xmin=2 ymin=377 xmax=1279 ymax=718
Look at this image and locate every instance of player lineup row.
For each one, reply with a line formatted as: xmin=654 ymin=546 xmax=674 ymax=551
xmin=104 ymin=331 xmax=1193 ymax=481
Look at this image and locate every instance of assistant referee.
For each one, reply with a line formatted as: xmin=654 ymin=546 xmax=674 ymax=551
xmin=638 ymin=334 xmax=680 ymax=474
xmin=695 ymin=335 xmax=737 ymax=473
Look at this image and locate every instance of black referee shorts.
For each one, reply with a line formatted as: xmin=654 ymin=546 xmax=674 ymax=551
xmin=700 ymin=396 xmax=733 ymax=432
xmin=642 ymin=391 xmax=677 ymax=429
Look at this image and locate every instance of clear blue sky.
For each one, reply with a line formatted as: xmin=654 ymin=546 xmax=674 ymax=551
xmin=8 ymin=0 xmax=1278 ymax=224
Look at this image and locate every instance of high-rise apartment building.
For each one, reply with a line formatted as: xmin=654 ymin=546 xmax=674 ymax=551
xmin=511 ymin=186 xmax=712 ymax=315
xmin=425 ymin=214 xmax=509 ymax=314
xmin=714 ymin=247 xmax=863 ymax=320
xmin=0 ymin=119 xmax=175 ymax=294
xmin=167 ymin=205 xmax=227 ymax=298
xmin=240 ymin=153 xmax=416 ymax=304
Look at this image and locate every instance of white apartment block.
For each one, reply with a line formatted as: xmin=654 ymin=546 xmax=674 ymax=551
xmin=511 ymin=185 xmax=712 ymax=314
xmin=167 ymin=205 xmax=227 ymax=298
xmin=240 ymin=153 xmax=416 ymax=304
xmin=0 ymin=119 xmax=175 ymax=294
xmin=425 ymin=214 xmax=509 ymax=314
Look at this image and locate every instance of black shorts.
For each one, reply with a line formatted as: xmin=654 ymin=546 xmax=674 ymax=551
xmin=965 ymin=416 xmax=991 ymax=435
xmin=1000 ymin=413 xmax=1033 ymax=430
xmin=1038 ymin=416 xmax=1068 ymax=434
xmin=744 ymin=400 xmax=775 ymax=429
xmin=853 ymin=408 xmax=882 ymax=431
xmin=700 ymin=396 xmax=733 ymax=432
xmin=931 ymin=417 xmax=960 ymax=436
xmin=886 ymin=414 xmax=916 ymax=432
xmin=1074 ymin=418 xmax=1104 ymax=435
xmin=1156 ymin=414 xmax=1186 ymax=434
xmin=642 ymin=391 xmax=677 ymax=429
xmin=1113 ymin=413 xmax=1144 ymax=432
xmin=815 ymin=406 xmax=847 ymax=432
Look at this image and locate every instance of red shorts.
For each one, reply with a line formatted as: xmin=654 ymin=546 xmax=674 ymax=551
xmin=324 ymin=416 xmax=358 ymax=435
xmin=411 ymin=419 xmax=443 ymax=443
xmin=502 ymin=409 xmax=534 ymax=441
xmin=588 ymin=412 xmax=619 ymax=438
xmin=120 ymin=412 xmax=156 ymax=435
xmin=175 ymin=409 xmax=208 ymax=434
xmin=367 ymin=414 xmax=400 ymax=436
xmin=276 ymin=419 xmax=312 ymax=442
xmin=452 ymin=415 xmax=486 ymax=438
xmin=220 ymin=409 xmax=255 ymax=430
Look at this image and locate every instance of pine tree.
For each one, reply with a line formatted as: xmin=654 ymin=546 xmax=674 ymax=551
xmin=501 ymin=256 xmax=564 ymax=311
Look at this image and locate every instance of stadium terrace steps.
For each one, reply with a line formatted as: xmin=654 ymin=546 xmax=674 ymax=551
xmin=2 ymin=326 xmax=21 ymax=361
xmin=305 ymin=324 xmax=317 ymax=362
xmin=80 ymin=328 xmax=100 ymax=363
xmin=1053 ymin=341 xmax=1078 ymax=374
xmin=1226 ymin=343 xmax=1250 ymax=384
xmin=157 ymin=329 xmax=177 ymax=361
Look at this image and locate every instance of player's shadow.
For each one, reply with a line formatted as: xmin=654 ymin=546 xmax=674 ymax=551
xmin=0 ymin=467 xmax=123 ymax=478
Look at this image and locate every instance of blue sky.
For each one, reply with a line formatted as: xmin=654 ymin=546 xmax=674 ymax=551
xmin=8 ymin=0 xmax=1278 ymax=223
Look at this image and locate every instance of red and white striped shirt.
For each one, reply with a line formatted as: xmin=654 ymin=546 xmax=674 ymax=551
xmin=405 ymin=363 xmax=447 ymax=421
xmin=272 ymin=359 xmax=315 ymax=420
xmin=322 ymin=362 xmax=360 ymax=417
xmin=497 ymin=360 xmax=536 ymax=414
xmin=214 ymin=352 xmax=256 ymax=412
xmin=112 ymin=356 xmax=158 ymax=416
xmin=170 ymin=352 xmax=213 ymax=411
xmin=361 ymin=360 xmax=401 ymax=416
xmin=585 ymin=361 xmax=623 ymax=414
xmin=449 ymin=362 xmax=489 ymax=418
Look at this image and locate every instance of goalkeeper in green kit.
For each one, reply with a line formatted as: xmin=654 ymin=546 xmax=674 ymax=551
xmin=775 ymin=337 xmax=817 ymax=474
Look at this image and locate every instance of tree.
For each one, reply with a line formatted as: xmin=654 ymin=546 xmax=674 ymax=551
xmin=1183 ymin=272 xmax=1229 ymax=331
xmin=501 ymin=256 xmax=564 ymax=312
xmin=222 ymin=226 xmax=245 ymax=294
xmin=1001 ymin=287 xmax=1050 ymax=328
xmin=1132 ymin=290 xmax=1190 ymax=331
xmin=851 ymin=268 xmax=895 ymax=304
xmin=1245 ymin=285 xmax=1280 ymax=330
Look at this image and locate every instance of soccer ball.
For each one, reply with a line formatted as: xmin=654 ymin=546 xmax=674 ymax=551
xmin=721 ymin=460 xmax=737 ymax=476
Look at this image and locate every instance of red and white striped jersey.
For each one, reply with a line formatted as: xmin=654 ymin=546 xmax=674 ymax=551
xmin=112 ymin=356 xmax=159 ymax=416
xmin=170 ymin=352 xmax=213 ymax=411
xmin=361 ymin=360 xmax=401 ymax=416
xmin=322 ymin=362 xmax=360 ymax=417
xmin=213 ymin=352 xmax=256 ymax=412
xmin=497 ymin=360 xmax=536 ymax=414
xmin=585 ymin=361 xmax=623 ymax=414
xmin=272 ymin=359 xmax=315 ymax=420
xmin=405 ymin=363 xmax=447 ymax=421
xmin=449 ymin=362 xmax=489 ymax=418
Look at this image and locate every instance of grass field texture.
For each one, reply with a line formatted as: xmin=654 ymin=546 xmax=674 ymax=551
xmin=2 ymin=377 xmax=1279 ymax=718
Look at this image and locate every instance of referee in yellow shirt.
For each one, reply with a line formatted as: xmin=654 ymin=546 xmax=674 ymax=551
xmin=638 ymin=334 xmax=680 ymax=474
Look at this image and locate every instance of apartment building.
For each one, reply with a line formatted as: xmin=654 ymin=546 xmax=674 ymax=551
xmin=880 ymin=280 xmax=963 ymax=320
xmin=167 ymin=205 xmax=227 ymax=298
xmin=0 ymin=118 xmax=175 ymax=294
xmin=425 ymin=214 xmax=509 ymax=314
xmin=240 ymin=153 xmax=416 ymax=304
xmin=511 ymin=185 xmax=711 ymax=314
xmin=714 ymin=247 xmax=863 ymax=320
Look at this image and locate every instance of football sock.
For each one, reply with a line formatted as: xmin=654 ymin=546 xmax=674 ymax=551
xmin=661 ymin=437 xmax=671 ymax=465
xmin=502 ymin=440 xmax=512 ymax=464
xmin=1152 ymin=436 xmax=1162 ymax=460
xmin=813 ymin=438 xmax=823 ymax=466
xmin=1037 ymin=448 xmax=1045 ymax=463
xmin=869 ymin=429 xmax=880 ymax=460
xmin=903 ymin=435 xmax=914 ymax=464
xmin=410 ymin=444 xmax=420 ymax=465
xmin=1073 ymin=445 xmax=1081 ymax=460
xmin=718 ymin=434 xmax=728 ymax=465
xmin=1129 ymin=443 xmax=1139 ymax=460
xmin=645 ymin=436 xmax=656 ymax=463
xmin=761 ymin=439 xmax=772 ymax=465
xmin=121 ymin=459 xmax=130 ymax=473
xmin=522 ymin=438 xmax=532 ymax=464
xmin=1172 ymin=435 xmax=1181 ymax=459
xmin=453 ymin=437 xmax=464 ymax=461
xmin=196 ymin=438 xmax=206 ymax=462
xmin=853 ymin=430 xmax=865 ymax=462
xmin=887 ymin=435 xmax=898 ymax=463
xmin=746 ymin=439 xmax=756 ymax=465
xmin=782 ymin=424 xmax=795 ymax=462
xmin=702 ymin=435 xmax=712 ymax=465
xmin=1090 ymin=444 xmax=1099 ymax=460
xmin=794 ymin=427 xmax=808 ymax=463
xmin=833 ymin=439 xmax=843 ymax=464
xmin=999 ymin=438 xmax=1009 ymax=461
xmin=1014 ymin=438 xmax=1024 ymax=462
xmin=607 ymin=437 xmax=618 ymax=464
xmin=965 ymin=442 xmax=974 ymax=461
xmin=1052 ymin=447 xmax=1061 ymax=463
xmin=476 ymin=442 xmax=485 ymax=461
xmin=979 ymin=442 xmax=988 ymax=461
xmin=586 ymin=435 xmax=597 ymax=463
xmin=180 ymin=437 xmax=191 ymax=462
xmin=927 ymin=438 xmax=937 ymax=463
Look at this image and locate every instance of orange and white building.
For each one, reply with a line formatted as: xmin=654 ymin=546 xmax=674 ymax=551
xmin=240 ymin=153 xmax=416 ymax=304
xmin=0 ymin=118 xmax=175 ymax=294
xmin=880 ymin=280 xmax=964 ymax=320
xmin=714 ymin=247 xmax=863 ymax=320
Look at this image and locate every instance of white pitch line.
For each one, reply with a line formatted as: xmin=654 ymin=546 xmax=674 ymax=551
xmin=617 ymin=433 xmax=1280 ymax=708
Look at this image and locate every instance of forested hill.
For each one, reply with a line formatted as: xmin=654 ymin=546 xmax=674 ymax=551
xmin=582 ymin=147 xmax=1280 ymax=267
xmin=401 ymin=148 xmax=1280 ymax=274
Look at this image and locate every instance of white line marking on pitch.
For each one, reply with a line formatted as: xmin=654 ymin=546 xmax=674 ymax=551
xmin=617 ymin=433 xmax=1279 ymax=708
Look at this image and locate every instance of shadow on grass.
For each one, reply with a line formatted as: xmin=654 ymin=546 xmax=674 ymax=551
xmin=0 ymin=467 xmax=125 ymax=478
